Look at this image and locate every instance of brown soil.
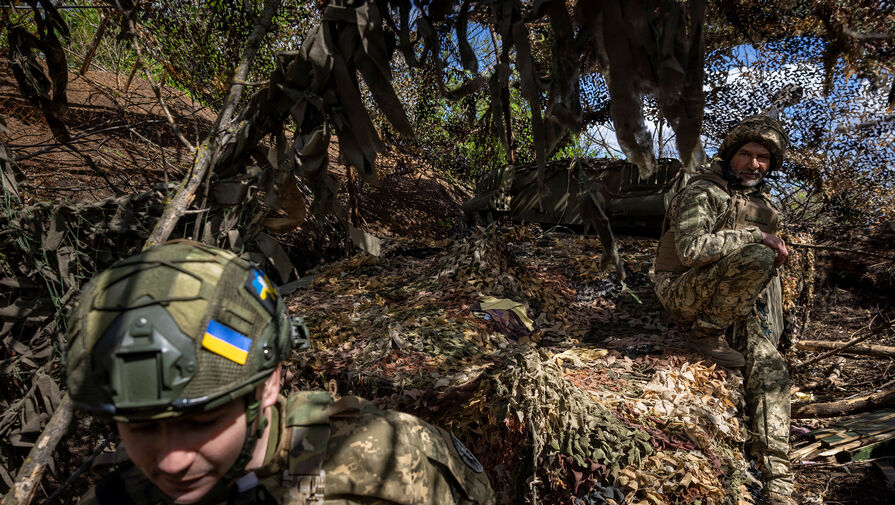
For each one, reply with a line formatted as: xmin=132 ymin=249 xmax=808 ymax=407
xmin=1 ymin=57 xmax=213 ymax=203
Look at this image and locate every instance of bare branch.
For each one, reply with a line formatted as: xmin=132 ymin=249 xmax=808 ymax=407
xmin=0 ymin=395 xmax=73 ymax=505
xmin=842 ymin=25 xmax=895 ymax=41
xmin=143 ymin=0 xmax=282 ymax=248
xmin=121 ymin=14 xmax=195 ymax=152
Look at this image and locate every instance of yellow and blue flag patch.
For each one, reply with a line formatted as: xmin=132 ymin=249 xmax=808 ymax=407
xmin=245 ymin=267 xmax=278 ymax=315
xmin=202 ymin=320 xmax=252 ymax=365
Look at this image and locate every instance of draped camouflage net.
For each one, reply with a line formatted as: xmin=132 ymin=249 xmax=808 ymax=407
xmin=0 ymin=178 xmax=167 ymax=487
xmin=288 ymin=224 xmax=760 ymax=504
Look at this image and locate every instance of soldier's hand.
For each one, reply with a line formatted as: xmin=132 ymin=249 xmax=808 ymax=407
xmin=761 ymin=231 xmax=789 ymax=267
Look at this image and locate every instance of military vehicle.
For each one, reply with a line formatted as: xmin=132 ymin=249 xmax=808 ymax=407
xmin=462 ymin=158 xmax=688 ymax=280
xmin=462 ymin=158 xmax=687 ymax=236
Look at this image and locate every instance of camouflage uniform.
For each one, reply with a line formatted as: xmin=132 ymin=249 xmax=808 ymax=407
xmin=78 ymin=392 xmax=494 ymax=505
xmin=67 ymin=242 xmax=494 ymax=505
xmin=652 ymin=116 xmax=793 ymax=496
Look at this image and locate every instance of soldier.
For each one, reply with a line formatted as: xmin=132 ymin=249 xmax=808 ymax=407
xmin=652 ymin=116 xmax=794 ymax=504
xmin=65 ymin=241 xmax=495 ymax=505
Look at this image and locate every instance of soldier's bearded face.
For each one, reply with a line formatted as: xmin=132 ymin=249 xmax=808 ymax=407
xmin=730 ymin=141 xmax=771 ymax=187
xmin=117 ymin=400 xmax=247 ymax=503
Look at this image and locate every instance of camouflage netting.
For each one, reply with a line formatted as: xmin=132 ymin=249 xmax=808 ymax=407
xmin=287 ymin=224 xmax=788 ymax=504
xmin=0 ymin=182 xmax=168 ymax=487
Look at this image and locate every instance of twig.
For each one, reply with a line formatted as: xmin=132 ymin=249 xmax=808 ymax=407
xmin=789 ymin=242 xmax=895 ymax=262
xmin=143 ymin=0 xmax=282 ymax=248
xmin=115 ymin=3 xmax=194 ymax=152
xmin=14 ymin=121 xmax=166 ymax=161
xmin=792 ymin=357 xmax=846 ymax=393
xmin=0 ymin=394 xmax=73 ymax=505
xmin=36 ymin=435 xmax=113 ymax=505
xmin=795 ymin=316 xmax=886 ymax=368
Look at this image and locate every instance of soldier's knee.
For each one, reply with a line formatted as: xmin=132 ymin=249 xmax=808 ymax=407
xmin=735 ymin=244 xmax=776 ymax=271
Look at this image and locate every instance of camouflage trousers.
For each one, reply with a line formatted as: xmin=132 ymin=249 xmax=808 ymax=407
xmin=654 ymin=244 xmax=793 ymax=494
xmin=732 ymin=309 xmax=793 ymax=495
xmin=654 ymin=244 xmax=776 ymax=332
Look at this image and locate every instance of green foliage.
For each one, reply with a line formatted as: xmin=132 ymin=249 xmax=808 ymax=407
xmin=138 ymin=0 xmax=318 ymax=108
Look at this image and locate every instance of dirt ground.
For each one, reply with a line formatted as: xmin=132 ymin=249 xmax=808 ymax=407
xmin=788 ymin=285 xmax=895 ymax=504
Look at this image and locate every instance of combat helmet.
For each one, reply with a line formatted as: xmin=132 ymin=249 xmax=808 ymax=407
xmin=719 ymin=115 xmax=789 ymax=173
xmin=66 ymin=241 xmax=309 ymax=480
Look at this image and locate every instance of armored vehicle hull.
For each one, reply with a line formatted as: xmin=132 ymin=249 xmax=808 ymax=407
xmin=463 ymin=158 xmax=687 ymax=237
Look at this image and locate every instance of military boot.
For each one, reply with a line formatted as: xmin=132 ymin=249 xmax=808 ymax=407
xmin=687 ymin=330 xmax=745 ymax=368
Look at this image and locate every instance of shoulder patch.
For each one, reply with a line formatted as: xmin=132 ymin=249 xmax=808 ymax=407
xmin=245 ymin=267 xmax=278 ymax=315
xmin=451 ymin=432 xmax=483 ymax=473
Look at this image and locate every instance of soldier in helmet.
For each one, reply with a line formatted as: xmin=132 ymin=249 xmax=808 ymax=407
xmin=652 ymin=116 xmax=794 ymax=504
xmin=66 ymin=241 xmax=495 ymax=505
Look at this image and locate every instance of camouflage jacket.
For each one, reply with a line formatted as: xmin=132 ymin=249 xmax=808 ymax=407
xmin=79 ymin=392 xmax=495 ymax=505
xmin=653 ymin=161 xmax=779 ymax=277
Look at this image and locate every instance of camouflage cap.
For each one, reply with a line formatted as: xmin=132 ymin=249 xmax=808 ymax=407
xmin=66 ymin=241 xmax=307 ymax=422
xmin=719 ymin=115 xmax=789 ymax=172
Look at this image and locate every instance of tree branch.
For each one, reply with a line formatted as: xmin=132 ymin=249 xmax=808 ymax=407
xmin=796 ymin=340 xmax=895 ymax=359
xmin=143 ymin=0 xmax=281 ymax=248
xmin=795 ymin=316 xmax=884 ymax=368
xmin=0 ymin=395 xmax=72 ymax=505
xmin=792 ymin=383 xmax=895 ymax=419
xmin=842 ymin=25 xmax=895 ymax=41
xmin=119 ymin=10 xmax=195 ymax=152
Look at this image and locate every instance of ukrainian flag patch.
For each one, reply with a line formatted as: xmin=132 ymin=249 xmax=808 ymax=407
xmin=245 ymin=267 xmax=278 ymax=315
xmin=202 ymin=320 xmax=252 ymax=365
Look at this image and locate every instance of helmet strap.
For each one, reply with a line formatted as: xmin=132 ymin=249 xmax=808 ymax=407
xmin=221 ymin=395 xmax=269 ymax=482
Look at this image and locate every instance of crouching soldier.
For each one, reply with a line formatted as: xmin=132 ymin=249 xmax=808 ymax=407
xmin=65 ymin=241 xmax=495 ymax=505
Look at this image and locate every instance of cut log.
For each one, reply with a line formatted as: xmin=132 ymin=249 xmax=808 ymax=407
xmin=792 ymin=384 xmax=895 ymax=418
xmin=796 ymin=340 xmax=895 ymax=359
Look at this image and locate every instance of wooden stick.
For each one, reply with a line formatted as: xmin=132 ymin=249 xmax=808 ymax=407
xmin=792 ymin=383 xmax=895 ymax=419
xmin=79 ymin=14 xmax=111 ymax=75
xmin=0 ymin=394 xmax=72 ymax=505
xmin=789 ymin=242 xmax=895 ymax=262
xmin=123 ymin=59 xmax=140 ymax=93
xmin=792 ymin=357 xmax=846 ymax=393
xmin=796 ymin=316 xmax=886 ymax=368
xmin=797 ymin=340 xmax=895 ymax=360
xmin=143 ymin=0 xmax=282 ymax=249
